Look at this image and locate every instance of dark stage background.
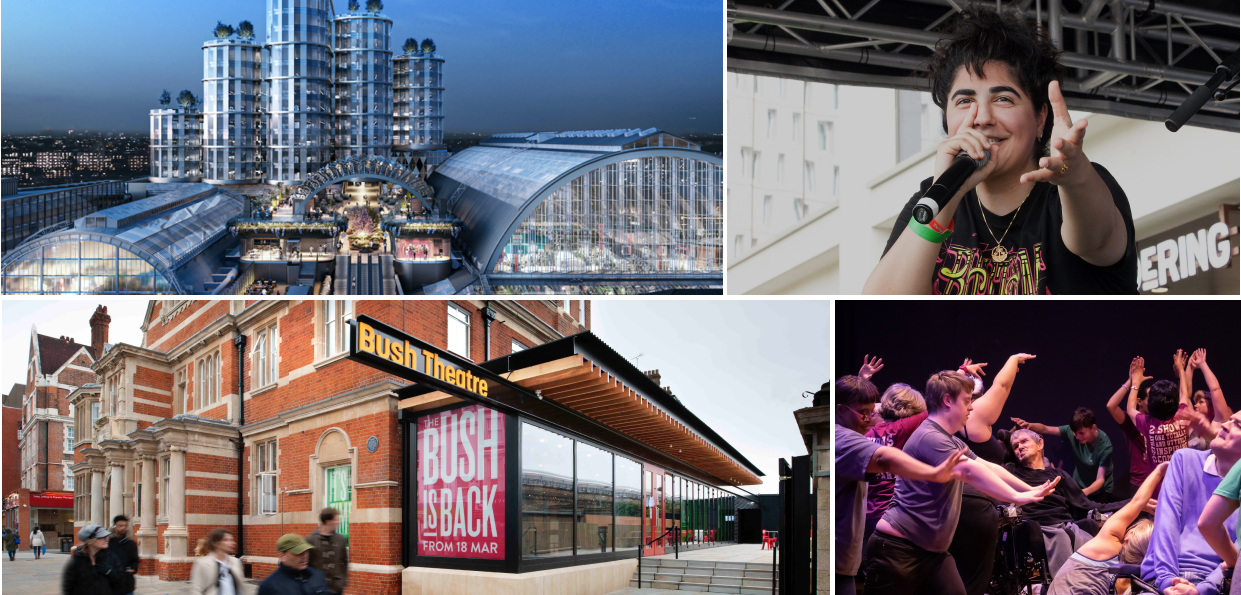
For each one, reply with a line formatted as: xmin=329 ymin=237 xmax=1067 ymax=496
xmin=836 ymin=300 xmax=1239 ymax=495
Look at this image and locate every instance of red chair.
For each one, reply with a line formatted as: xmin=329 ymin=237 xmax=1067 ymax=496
xmin=762 ymin=530 xmax=777 ymax=550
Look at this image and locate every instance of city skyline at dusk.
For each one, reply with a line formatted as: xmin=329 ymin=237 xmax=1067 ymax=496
xmin=1 ymin=0 xmax=723 ymax=134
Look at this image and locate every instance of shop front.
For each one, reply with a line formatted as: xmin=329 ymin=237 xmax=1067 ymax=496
xmin=4 ymin=489 xmax=74 ymax=551
xmin=345 ymin=315 xmax=760 ymax=592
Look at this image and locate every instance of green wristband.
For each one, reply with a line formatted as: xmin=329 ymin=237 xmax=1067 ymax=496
xmin=908 ymin=218 xmax=952 ymax=244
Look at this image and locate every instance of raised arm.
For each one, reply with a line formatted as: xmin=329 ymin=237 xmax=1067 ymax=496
xmin=1198 ymin=492 xmax=1239 ymax=569
xmin=1127 ymin=356 xmax=1153 ymax=423
xmin=1141 ymin=452 xmax=1188 ymax=592
xmin=1082 ymin=466 xmax=1106 ymax=496
xmin=858 ymin=355 xmax=885 ymax=380
xmin=1107 ymin=461 xmax=1164 ymax=533
xmin=955 ymin=458 xmax=1059 ymax=504
xmin=980 ymin=458 xmax=1038 ymax=491
xmin=1192 ymin=349 xmax=1230 ymax=422
xmin=867 ymin=446 xmax=967 ymax=483
xmin=1010 ymin=417 xmax=1060 ymax=437
xmin=1106 ymin=379 xmax=1132 ymax=425
xmin=966 ymin=354 xmax=1036 ymax=439
xmin=1174 ymin=349 xmax=1193 ymax=408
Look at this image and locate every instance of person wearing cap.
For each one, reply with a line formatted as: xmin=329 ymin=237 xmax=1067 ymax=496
xmin=63 ymin=525 xmax=115 ymax=595
xmin=305 ymin=508 xmax=348 ymax=595
xmin=257 ymin=534 xmax=330 ymax=595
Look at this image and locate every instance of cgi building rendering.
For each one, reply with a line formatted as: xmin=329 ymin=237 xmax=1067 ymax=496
xmin=1 ymin=0 xmax=722 ymax=295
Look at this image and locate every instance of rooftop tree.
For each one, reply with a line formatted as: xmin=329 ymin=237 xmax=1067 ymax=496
xmin=403 ymin=38 xmax=418 ymax=55
xmin=366 ymin=0 xmax=383 ymax=11
xmin=237 ymin=20 xmax=255 ymax=41
xmin=421 ymin=38 xmax=436 ymax=53
xmin=159 ymin=89 xmax=172 ymax=106
xmin=214 ymin=21 xmax=234 ymax=39
xmin=348 ymin=0 xmax=360 ymax=11
xmin=177 ymin=89 xmax=197 ymax=109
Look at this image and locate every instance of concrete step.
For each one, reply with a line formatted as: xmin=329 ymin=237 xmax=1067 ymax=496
xmin=706 ymin=586 xmax=742 ymax=594
xmin=680 ymin=573 xmax=714 ymax=584
xmin=714 ymin=569 xmax=746 ymax=578
xmin=742 ymin=578 xmax=774 ymax=588
xmin=744 ymin=570 xmax=773 ymax=578
xmin=710 ymin=577 xmax=744 ymax=587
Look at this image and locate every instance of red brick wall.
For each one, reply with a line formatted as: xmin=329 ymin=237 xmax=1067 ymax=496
xmin=145 ymin=301 xmax=232 ymax=350
xmin=2 ymin=407 xmax=20 ymax=498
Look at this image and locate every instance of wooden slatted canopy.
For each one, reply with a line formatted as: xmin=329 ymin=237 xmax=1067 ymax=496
xmin=398 ymin=333 xmax=764 ymax=487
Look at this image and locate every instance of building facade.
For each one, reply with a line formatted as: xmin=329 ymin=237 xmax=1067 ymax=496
xmin=5 ymin=306 xmax=110 ymax=549
xmin=264 ymin=0 xmax=335 ymax=184
xmin=67 ymin=299 xmax=589 ymax=587
xmin=202 ymin=37 xmax=264 ymax=184
xmin=149 ymin=109 xmax=204 ymax=183
xmin=332 ymin=11 xmax=393 ymax=159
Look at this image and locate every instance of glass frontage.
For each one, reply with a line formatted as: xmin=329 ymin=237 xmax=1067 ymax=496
xmin=202 ymin=40 xmax=263 ymax=183
xmin=332 ymin=14 xmax=393 ymax=158
xmin=149 ymin=109 xmax=202 ymax=181
xmin=520 ymin=423 xmax=574 ymax=559
xmin=395 ymin=237 xmax=450 ymax=261
xmin=493 ymin=156 xmax=723 ymax=275
xmin=575 ymin=441 xmax=613 ymax=555
xmin=614 ymin=455 xmax=642 ymax=552
xmin=0 ymin=181 xmax=129 ymax=252
xmin=393 ymin=54 xmax=444 ymax=150
xmin=3 ymin=240 xmax=173 ymax=294
xmin=264 ymin=0 xmax=333 ymax=183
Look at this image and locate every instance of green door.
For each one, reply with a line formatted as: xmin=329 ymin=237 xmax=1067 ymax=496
xmin=326 ymin=466 xmax=352 ymax=544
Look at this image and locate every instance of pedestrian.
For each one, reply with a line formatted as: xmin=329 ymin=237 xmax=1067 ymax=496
xmin=305 ymin=508 xmax=348 ymax=595
xmin=63 ymin=525 xmax=113 ymax=595
xmin=191 ymin=529 xmax=247 ymax=595
xmin=257 ymin=534 xmax=330 ymax=595
xmin=31 ymin=527 xmax=45 ymax=560
xmin=106 ymin=516 xmax=138 ymax=595
xmin=4 ymin=528 xmax=17 ymax=561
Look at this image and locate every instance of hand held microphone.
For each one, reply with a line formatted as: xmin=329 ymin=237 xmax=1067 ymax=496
xmin=912 ymin=149 xmax=990 ymax=224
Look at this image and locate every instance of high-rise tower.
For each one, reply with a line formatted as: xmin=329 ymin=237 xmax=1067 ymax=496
xmin=263 ymin=0 xmax=333 ymax=183
xmin=202 ymin=35 xmax=263 ymax=183
xmin=332 ymin=7 xmax=393 ymax=159
xmin=394 ymin=39 xmax=447 ymax=175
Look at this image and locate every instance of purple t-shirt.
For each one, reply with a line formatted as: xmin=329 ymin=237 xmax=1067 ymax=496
xmin=865 ymin=411 xmax=929 ymax=522
xmin=1119 ymin=415 xmax=1150 ymax=486
xmin=1135 ymin=405 xmax=1190 ymax=468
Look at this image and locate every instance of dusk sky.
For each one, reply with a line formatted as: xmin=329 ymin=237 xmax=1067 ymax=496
xmin=1 ymin=0 xmax=722 ymax=135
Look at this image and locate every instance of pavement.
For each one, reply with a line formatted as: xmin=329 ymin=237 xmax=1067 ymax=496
xmin=2 ymin=551 xmax=199 ymax=595
xmin=649 ymin=543 xmax=777 ymax=564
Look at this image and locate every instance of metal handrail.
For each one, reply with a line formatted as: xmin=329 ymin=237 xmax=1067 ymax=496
xmin=637 ymin=525 xmax=680 ymax=588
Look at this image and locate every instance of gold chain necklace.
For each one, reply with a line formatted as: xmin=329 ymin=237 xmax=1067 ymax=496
xmin=978 ymin=192 xmax=1027 ymax=263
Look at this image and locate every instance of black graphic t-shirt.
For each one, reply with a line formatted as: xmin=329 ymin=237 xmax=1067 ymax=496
xmin=882 ymin=162 xmax=1138 ymax=294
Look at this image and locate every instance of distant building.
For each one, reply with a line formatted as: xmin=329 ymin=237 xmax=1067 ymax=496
xmin=3 ymin=384 xmax=24 ymax=509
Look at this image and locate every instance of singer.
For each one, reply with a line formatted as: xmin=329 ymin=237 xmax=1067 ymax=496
xmin=861 ymin=9 xmax=1138 ymax=295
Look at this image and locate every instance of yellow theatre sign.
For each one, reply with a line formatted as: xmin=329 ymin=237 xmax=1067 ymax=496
xmin=357 ymin=320 xmax=490 ymax=397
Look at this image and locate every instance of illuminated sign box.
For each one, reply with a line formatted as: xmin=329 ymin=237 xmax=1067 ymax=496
xmin=417 ymin=404 xmax=506 ymax=559
xmin=1137 ymin=207 xmax=1238 ymax=294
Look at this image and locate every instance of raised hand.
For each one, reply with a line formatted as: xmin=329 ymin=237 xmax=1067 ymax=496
xmin=1019 ymin=80 xmax=1090 ymax=186
xmin=859 ymin=355 xmax=885 ymax=380
xmin=1190 ymin=348 xmax=1207 ymax=369
xmin=961 ymin=357 xmax=988 ymax=378
xmin=1010 ymin=417 xmax=1031 ymax=430
xmin=1013 ymin=476 xmax=1061 ymax=504
xmin=930 ymin=448 xmax=969 ymax=483
xmin=1174 ymin=349 xmax=1188 ymax=374
xmin=1011 ymin=353 xmax=1037 ymax=365
xmin=1130 ymin=356 xmax=1153 ymax=386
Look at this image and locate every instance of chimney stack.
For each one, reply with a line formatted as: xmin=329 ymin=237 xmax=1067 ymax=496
xmin=89 ymin=305 xmax=111 ymax=360
xmin=643 ymin=369 xmax=661 ymax=387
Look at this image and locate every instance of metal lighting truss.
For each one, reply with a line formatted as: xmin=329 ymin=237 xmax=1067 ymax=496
xmin=727 ymin=0 xmax=1239 ymax=131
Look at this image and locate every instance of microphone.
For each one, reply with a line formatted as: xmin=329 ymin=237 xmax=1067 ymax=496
xmin=912 ymin=149 xmax=990 ymax=224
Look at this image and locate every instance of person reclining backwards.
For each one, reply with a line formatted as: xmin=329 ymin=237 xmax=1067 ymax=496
xmin=1011 ymin=406 xmax=1114 ymax=499
xmin=1045 ymin=461 xmax=1166 ymax=595
xmin=1004 ymin=429 xmax=1127 ymax=576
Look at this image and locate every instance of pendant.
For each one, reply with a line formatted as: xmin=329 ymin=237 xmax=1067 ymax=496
xmin=991 ymin=245 xmax=1009 ymax=263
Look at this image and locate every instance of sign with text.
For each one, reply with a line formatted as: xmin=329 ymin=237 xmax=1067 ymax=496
xmin=416 ymin=404 xmax=506 ymax=559
xmin=355 ymin=318 xmax=491 ymax=397
xmin=1137 ymin=208 xmax=1238 ymax=294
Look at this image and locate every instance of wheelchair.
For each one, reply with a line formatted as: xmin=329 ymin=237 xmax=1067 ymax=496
xmin=989 ymin=504 xmax=1051 ymax=595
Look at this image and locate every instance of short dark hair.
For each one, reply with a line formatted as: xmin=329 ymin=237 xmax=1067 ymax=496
xmin=835 ymin=376 xmax=879 ymax=409
xmin=1069 ymin=407 xmax=1096 ymax=432
xmin=320 ymin=507 xmax=339 ymax=524
xmin=1146 ymin=380 xmax=1181 ymax=421
xmin=924 ymin=371 xmax=976 ymax=415
xmin=924 ymin=8 xmax=1067 ymax=158
xmin=112 ymin=515 xmax=129 ymax=525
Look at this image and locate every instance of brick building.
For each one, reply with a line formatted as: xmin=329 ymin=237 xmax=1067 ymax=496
xmin=3 ymin=384 xmax=24 ymax=513
xmin=68 ymin=300 xmax=590 ymax=588
xmin=5 ymin=306 xmax=110 ymax=549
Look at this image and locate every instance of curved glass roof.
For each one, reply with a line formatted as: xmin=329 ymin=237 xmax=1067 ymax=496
xmin=428 ymin=146 xmax=723 ymax=279
xmin=433 ymin=146 xmax=599 ymax=208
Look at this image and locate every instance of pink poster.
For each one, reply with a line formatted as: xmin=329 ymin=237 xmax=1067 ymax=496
xmin=417 ymin=404 xmax=506 ymax=559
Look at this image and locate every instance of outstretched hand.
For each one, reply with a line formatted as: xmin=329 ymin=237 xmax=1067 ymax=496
xmin=1010 ymin=417 xmax=1031 ymax=430
xmin=961 ymin=357 xmax=988 ymax=378
xmin=1013 ymin=476 xmax=1061 ymax=504
xmin=1019 ymin=81 xmax=1090 ymax=186
xmin=1174 ymin=349 xmax=1189 ymax=374
xmin=1130 ymin=356 xmax=1154 ymax=386
xmin=1190 ymin=348 xmax=1207 ymax=369
xmin=929 ymin=448 xmax=969 ymax=483
xmin=1011 ymin=353 xmax=1037 ymax=365
xmin=859 ymin=355 xmax=885 ymax=380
